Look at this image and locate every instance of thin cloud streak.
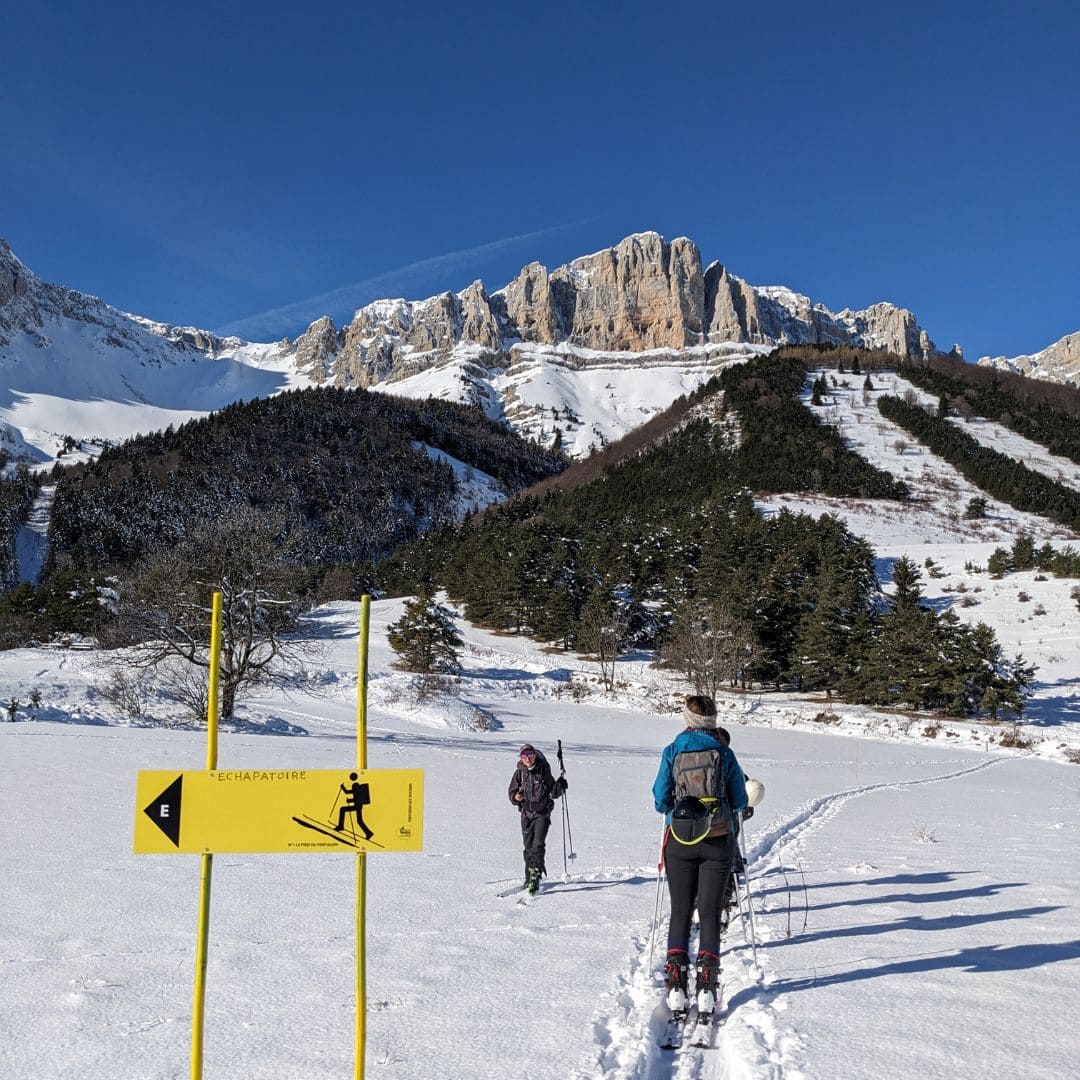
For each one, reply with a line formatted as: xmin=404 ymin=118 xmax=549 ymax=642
xmin=218 ymin=220 xmax=598 ymax=341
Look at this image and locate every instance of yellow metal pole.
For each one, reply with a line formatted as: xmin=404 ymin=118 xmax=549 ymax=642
xmin=358 ymin=594 xmax=370 ymax=771
xmin=205 ymin=591 xmax=222 ymax=770
xmin=192 ymin=590 xmax=223 ymax=1080
xmin=355 ymin=594 xmax=370 ymax=1080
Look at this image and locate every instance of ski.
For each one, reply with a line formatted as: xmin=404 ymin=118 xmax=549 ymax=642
xmin=291 ymin=815 xmax=385 ymax=849
xmin=292 ymin=815 xmax=358 ymax=847
xmin=687 ymin=1009 xmax=724 ymax=1049
xmin=658 ymin=1008 xmax=691 ymax=1050
xmin=499 ymin=880 xmax=546 ymax=899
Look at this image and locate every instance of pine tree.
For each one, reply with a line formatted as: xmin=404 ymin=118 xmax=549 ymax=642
xmin=891 ymin=555 xmax=924 ymax=608
xmin=576 ymin=577 xmax=628 ymax=691
xmin=790 ymin=566 xmax=854 ymax=693
xmin=387 ymin=590 xmax=463 ymax=675
xmin=1011 ymin=533 xmax=1035 ymax=571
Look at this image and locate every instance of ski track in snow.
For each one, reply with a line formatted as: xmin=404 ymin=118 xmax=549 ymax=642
xmin=578 ymin=755 xmax=1006 ymax=1080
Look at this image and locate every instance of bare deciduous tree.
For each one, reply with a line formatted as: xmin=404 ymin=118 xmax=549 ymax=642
xmin=116 ymin=509 xmax=317 ymax=720
xmin=577 ymin=586 xmax=630 ymax=692
xmin=661 ymin=600 xmax=761 ymax=697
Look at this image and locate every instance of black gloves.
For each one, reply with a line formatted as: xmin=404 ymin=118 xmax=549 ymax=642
xmin=742 ymin=806 xmax=754 ymax=820
xmin=554 ymin=776 xmax=568 ymax=796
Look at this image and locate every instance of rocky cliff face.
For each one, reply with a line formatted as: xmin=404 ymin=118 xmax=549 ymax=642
xmin=0 ymin=238 xmax=114 ymax=349
xmin=0 ymin=238 xmax=240 ymax=363
xmin=0 ymin=240 xmax=29 ymax=310
xmin=979 ymin=331 xmax=1080 ymax=386
xmin=290 ymin=232 xmax=941 ymax=388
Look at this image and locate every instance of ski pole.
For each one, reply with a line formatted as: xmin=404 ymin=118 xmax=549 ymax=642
xmin=732 ymin=872 xmax=760 ymax=973
xmin=736 ymin=821 xmax=761 ymax=974
xmin=556 ymin=740 xmax=576 ymax=865
xmin=556 ymin=742 xmax=568 ymax=876
xmin=562 ymin=791 xmax=576 ymax=862
xmin=560 ymin=792 xmax=569 ymax=877
xmin=647 ymin=825 xmax=668 ymax=971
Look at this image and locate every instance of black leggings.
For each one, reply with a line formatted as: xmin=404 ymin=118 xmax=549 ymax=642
xmin=665 ymin=830 xmax=735 ymax=956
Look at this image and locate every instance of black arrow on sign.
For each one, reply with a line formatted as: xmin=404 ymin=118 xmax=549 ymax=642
xmin=144 ymin=775 xmax=183 ymax=847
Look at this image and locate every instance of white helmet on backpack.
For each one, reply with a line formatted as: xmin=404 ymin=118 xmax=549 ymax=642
xmin=745 ymin=778 xmax=765 ymax=808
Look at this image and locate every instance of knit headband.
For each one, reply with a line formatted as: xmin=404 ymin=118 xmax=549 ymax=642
xmin=683 ymin=702 xmax=718 ymax=729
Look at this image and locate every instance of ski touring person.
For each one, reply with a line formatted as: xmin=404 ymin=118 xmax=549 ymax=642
xmin=508 ymin=743 xmax=567 ymax=895
xmin=653 ymin=695 xmax=748 ymax=1035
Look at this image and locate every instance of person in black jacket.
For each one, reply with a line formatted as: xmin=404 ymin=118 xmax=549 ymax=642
xmin=508 ymin=743 xmax=567 ymax=894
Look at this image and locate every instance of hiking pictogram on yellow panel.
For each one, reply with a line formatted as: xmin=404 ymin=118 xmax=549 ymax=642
xmin=133 ymin=768 xmax=423 ymax=854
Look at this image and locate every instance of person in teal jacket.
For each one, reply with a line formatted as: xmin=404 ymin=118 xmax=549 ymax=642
xmin=652 ymin=695 xmax=748 ymax=1016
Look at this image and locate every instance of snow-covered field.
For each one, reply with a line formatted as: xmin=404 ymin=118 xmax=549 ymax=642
xmin=2 ymin=597 xmax=1078 ymax=1080
xmin=4 ymin=360 xmax=1080 ymax=1077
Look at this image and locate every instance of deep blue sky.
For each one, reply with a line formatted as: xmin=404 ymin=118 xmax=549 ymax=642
xmin=4 ymin=1 xmax=1078 ymax=359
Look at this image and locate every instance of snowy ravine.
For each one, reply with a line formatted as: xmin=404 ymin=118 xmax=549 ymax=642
xmin=1 ymin=598 xmax=1078 ymax=1080
xmin=15 ymin=482 xmax=54 ymax=584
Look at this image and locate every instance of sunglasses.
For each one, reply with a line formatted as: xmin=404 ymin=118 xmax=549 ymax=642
xmin=520 ymin=752 xmax=536 ymax=763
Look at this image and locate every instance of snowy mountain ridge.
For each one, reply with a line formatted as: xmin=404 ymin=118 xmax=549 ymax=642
xmin=2 ymin=233 xmax=939 ymax=467
xmin=5 ymin=230 xmax=1079 ymax=469
xmin=978 ymin=328 xmax=1080 ymax=386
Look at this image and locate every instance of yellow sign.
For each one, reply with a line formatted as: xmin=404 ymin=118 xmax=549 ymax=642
xmin=133 ymin=768 xmax=423 ymax=854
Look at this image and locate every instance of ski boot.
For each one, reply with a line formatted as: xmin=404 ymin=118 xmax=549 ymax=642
xmin=526 ymin=866 xmax=541 ymax=896
xmin=663 ymin=949 xmax=690 ymax=1015
xmin=695 ymin=950 xmax=721 ymax=1015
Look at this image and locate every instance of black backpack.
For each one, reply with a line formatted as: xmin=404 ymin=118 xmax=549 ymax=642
xmin=670 ymin=747 xmax=731 ymax=844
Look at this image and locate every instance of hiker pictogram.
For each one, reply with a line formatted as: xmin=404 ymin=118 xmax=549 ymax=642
xmin=289 ymin=772 xmax=385 ymax=849
xmin=335 ymin=773 xmax=374 ymax=839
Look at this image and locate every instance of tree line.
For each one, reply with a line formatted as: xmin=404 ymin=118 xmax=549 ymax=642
xmin=42 ymin=385 xmax=564 ymax=577
xmin=877 ymin=393 xmax=1080 ymax=530
xmin=898 ymin=355 xmax=1080 ymax=463
xmin=0 ymin=465 xmax=37 ymax=592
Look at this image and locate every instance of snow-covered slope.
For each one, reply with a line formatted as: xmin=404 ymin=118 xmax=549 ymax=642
xmin=760 ymin=367 xmax=1080 ymax=545
xmin=1 ymin=598 xmax=1077 ymax=1079
xmin=380 ymin=339 xmax=766 ymax=457
xmin=0 ymin=239 xmax=307 ymax=466
xmin=758 ymin=365 xmax=1080 ymax=744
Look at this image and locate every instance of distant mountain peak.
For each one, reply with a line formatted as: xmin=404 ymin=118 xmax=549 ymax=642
xmin=978 ymin=330 xmax=1080 ymax=387
xmin=1 ymin=232 xmax=944 ymax=468
xmin=289 ymin=231 xmax=941 ymax=394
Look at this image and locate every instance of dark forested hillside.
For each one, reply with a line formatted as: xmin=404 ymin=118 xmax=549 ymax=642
xmin=716 ymin=352 xmax=908 ymax=498
xmin=45 ymin=387 xmax=565 ymax=576
xmin=0 ymin=466 xmax=37 ymax=590
xmin=378 ymin=352 xmax=1031 ymax=717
